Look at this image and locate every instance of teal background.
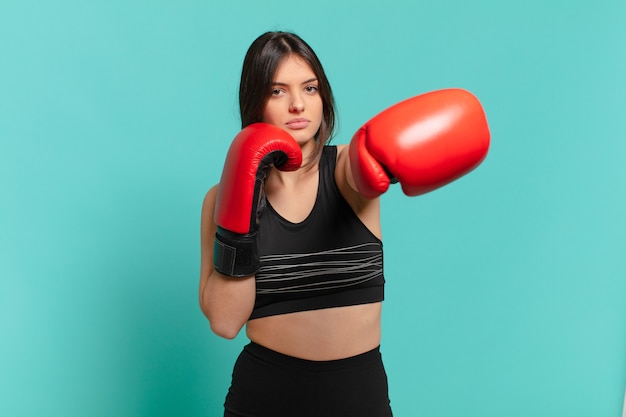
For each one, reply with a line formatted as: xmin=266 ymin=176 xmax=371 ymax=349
xmin=1 ymin=0 xmax=625 ymax=416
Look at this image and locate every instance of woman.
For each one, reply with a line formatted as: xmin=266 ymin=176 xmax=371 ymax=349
xmin=200 ymin=31 xmax=489 ymax=417
xmin=200 ymin=31 xmax=392 ymax=416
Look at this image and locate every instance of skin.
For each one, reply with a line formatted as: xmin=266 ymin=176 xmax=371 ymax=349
xmin=199 ymin=55 xmax=382 ymax=360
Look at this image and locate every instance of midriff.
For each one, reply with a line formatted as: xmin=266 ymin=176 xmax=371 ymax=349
xmin=245 ymin=302 xmax=382 ymax=361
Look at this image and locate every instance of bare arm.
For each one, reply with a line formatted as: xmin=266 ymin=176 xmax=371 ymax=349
xmin=199 ymin=185 xmax=256 ymax=339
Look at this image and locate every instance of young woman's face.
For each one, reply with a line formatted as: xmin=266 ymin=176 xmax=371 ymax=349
xmin=262 ymin=55 xmax=323 ymax=145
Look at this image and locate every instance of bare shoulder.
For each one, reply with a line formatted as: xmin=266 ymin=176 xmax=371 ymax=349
xmin=334 ymin=144 xmax=351 ymax=190
xmin=334 ymin=144 xmax=367 ymax=208
xmin=333 ymin=144 xmax=382 ymax=239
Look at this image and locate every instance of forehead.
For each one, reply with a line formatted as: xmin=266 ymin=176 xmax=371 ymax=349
xmin=273 ymin=55 xmax=316 ymax=82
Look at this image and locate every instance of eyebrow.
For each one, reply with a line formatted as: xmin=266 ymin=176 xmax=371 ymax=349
xmin=271 ymin=78 xmax=318 ymax=86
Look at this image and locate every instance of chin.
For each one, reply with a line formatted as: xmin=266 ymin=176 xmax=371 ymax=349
xmin=291 ymin=131 xmax=317 ymax=145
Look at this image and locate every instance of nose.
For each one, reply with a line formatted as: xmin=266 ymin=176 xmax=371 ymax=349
xmin=289 ymin=93 xmax=304 ymax=113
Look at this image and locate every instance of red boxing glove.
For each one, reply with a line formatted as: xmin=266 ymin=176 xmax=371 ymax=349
xmin=214 ymin=123 xmax=302 ymax=277
xmin=349 ymin=88 xmax=490 ymax=198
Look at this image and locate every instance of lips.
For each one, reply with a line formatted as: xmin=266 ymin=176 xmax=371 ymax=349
xmin=285 ymin=118 xmax=310 ymax=129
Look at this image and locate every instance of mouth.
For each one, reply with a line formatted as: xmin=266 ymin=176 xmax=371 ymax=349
xmin=285 ymin=118 xmax=310 ymax=130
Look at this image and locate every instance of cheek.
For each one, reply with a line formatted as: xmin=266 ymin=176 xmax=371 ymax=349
xmin=261 ymin=104 xmax=276 ymax=124
xmin=313 ymin=99 xmax=324 ymax=124
xmin=309 ymin=96 xmax=322 ymax=115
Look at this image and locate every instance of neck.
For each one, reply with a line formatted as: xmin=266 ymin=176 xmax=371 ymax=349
xmin=268 ymin=142 xmax=321 ymax=188
xmin=300 ymin=137 xmax=319 ymax=164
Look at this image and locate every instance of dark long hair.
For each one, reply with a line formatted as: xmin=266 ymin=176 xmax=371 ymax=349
xmin=239 ymin=32 xmax=336 ymax=153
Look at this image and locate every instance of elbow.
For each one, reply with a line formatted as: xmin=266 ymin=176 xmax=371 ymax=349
xmin=198 ymin=277 xmax=254 ymax=340
xmin=210 ymin=321 xmax=241 ymax=340
xmin=200 ymin=304 xmax=246 ymax=340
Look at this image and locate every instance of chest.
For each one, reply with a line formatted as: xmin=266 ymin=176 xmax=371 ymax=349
xmin=265 ymin=167 xmax=320 ymax=224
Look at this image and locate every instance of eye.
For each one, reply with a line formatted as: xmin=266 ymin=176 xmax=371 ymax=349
xmin=305 ymin=85 xmax=318 ymax=94
xmin=271 ymin=88 xmax=285 ymax=97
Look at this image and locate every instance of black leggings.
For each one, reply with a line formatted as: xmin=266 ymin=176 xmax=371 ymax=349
xmin=224 ymin=342 xmax=393 ymax=417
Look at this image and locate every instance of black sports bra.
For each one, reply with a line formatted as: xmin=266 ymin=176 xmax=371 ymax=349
xmin=250 ymin=146 xmax=385 ymax=320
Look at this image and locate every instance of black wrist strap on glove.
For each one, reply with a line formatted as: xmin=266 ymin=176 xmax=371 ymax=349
xmin=213 ymin=227 xmax=259 ymax=278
